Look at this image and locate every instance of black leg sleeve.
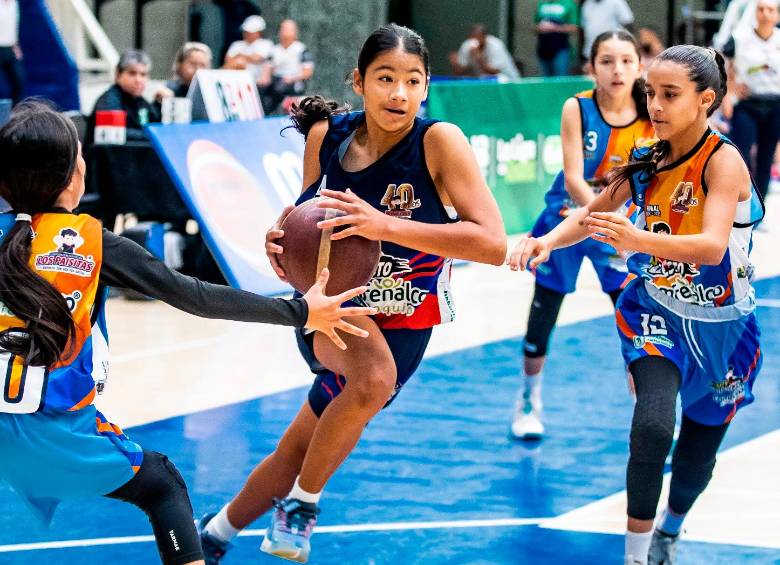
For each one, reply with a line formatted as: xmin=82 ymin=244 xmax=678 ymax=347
xmin=106 ymin=451 xmax=204 ymax=565
xmin=667 ymin=415 xmax=729 ymax=515
xmin=523 ymin=283 xmax=566 ymax=358
xmin=626 ymin=356 xmax=681 ymax=520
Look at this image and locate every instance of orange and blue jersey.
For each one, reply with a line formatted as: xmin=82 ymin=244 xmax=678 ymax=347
xmin=616 ymin=129 xmax=764 ymax=425
xmin=544 ymin=89 xmax=655 ymax=217
xmin=531 ymin=90 xmax=654 ymax=295
xmin=626 ymin=129 xmax=765 ymax=311
xmin=298 ymin=111 xmax=456 ymax=330
xmin=0 ymin=213 xmax=142 ymax=523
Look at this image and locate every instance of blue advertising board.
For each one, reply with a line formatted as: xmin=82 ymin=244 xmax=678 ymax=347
xmin=146 ymin=118 xmax=304 ymax=295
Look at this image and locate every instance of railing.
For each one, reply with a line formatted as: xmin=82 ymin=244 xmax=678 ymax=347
xmin=46 ymin=0 xmax=119 ymax=73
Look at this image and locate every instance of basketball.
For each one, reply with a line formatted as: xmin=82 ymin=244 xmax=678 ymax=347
xmin=277 ymin=197 xmax=381 ymax=295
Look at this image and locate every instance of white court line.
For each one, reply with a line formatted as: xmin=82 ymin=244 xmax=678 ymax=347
xmin=756 ymin=298 xmax=780 ymax=308
xmin=0 ymin=517 xmax=548 ymax=554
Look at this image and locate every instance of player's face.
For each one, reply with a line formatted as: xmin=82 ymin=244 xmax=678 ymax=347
xmin=644 ymin=60 xmax=715 ymax=140
xmin=116 ymin=63 xmax=148 ymax=98
xmin=591 ymin=38 xmax=641 ymax=97
xmin=354 ymin=47 xmax=428 ymax=133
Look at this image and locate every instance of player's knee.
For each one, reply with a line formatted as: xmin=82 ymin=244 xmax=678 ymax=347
xmin=630 ymin=418 xmax=674 ymax=461
xmin=107 ymin=451 xmax=191 ymax=513
xmin=350 ymin=368 xmax=396 ymax=410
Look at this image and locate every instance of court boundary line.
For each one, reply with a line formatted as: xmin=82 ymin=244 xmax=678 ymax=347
xmin=0 ymin=517 xmax=549 ymax=553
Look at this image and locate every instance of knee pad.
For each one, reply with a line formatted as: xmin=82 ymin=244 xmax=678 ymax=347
xmin=107 ymin=450 xmax=190 ymax=513
xmin=523 ymin=285 xmax=565 ymax=358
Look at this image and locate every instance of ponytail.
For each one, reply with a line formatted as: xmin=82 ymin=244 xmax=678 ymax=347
xmin=288 ymin=95 xmax=349 ymax=139
xmin=607 ymin=139 xmax=672 ymax=197
xmin=0 ymin=100 xmax=79 ymax=367
xmin=710 ymin=48 xmax=728 ymax=116
xmin=0 ymin=219 xmax=76 ymax=367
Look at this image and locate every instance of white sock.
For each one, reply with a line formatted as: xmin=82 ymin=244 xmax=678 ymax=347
xmin=625 ymin=530 xmax=653 ymax=565
xmin=289 ymin=477 xmax=322 ymax=504
xmin=523 ymin=372 xmax=543 ymax=407
xmin=203 ymin=504 xmax=240 ymax=543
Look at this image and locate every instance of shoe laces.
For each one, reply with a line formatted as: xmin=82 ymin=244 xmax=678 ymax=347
xmin=272 ymin=498 xmax=319 ymax=536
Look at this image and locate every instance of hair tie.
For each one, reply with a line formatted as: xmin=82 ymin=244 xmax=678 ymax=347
xmin=15 ymin=213 xmax=32 ymax=223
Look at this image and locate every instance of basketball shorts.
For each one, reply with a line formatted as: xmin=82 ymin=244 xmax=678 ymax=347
xmin=531 ymin=208 xmax=628 ymax=294
xmin=296 ymin=326 xmax=432 ymax=417
xmin=0 ymin=405 xmax=143 ymax=525
xmin=616 ymin=279 xmax=763 ymax=426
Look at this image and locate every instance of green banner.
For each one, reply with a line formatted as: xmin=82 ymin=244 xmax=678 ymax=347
xmin=427 ymin=77 xmax=593 ymax=234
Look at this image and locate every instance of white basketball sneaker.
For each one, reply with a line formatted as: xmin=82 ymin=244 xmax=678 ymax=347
xmin=511 ymin=387 xmax=544 ymax=439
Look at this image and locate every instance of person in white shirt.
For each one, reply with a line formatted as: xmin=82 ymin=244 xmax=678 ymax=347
xmin=449 ymin=24 xmax=520 ymax=79
xmin=722 ymin=0 xmax=780 ymax=202
xmin=259 ymin=19 xmax=314 ymax=114
xmin=712 ymin=0 xmax=757 ymax=50
xmin=224 ymin=15 xmax=274 ymax=84
xmin=0 ymin=0 xmax=24 ymax=104
xmin=581 ymin=0 xmax=634 ymax=59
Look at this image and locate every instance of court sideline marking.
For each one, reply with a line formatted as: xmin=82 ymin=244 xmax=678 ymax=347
xmin=0 ymin=517 xmax=549 ymax=553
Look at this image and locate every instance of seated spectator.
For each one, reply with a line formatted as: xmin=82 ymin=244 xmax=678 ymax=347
xmin=259 ymin=19 xmax=314 ymax=114
xmin=224 ymin=15 xmax=273 ymax=84
xmin=448 ymin=24 xmax=520 ymax=79
xmin=88 ymin=49 xmax=159 ymax=142
xmin=155 ymin=42 xmax=212 ymax=101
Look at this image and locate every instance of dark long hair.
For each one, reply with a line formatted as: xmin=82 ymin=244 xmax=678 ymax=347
xmin=607 ymin=45 xmax=728 ymax=195
xmin=289 ymin=23 xmax=429 ymax=139
xmin=589 ymin=29 xmax=649 ymax=120
xmin=0 ymin=100 xmax=79 ymax=367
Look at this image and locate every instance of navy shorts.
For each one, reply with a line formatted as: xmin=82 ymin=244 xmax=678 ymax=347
xmin=296 ymin=326 xmax=432 ymax=417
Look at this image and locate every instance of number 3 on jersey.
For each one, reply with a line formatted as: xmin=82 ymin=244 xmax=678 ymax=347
xmin=584 ymin=131 xmax=598 ymax=152
xmin=0 ymin=352 xmax=47 ymax=413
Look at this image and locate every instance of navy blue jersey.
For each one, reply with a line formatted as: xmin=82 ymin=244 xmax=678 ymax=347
xmin=297 ymin=111 xmax=456 ymax=329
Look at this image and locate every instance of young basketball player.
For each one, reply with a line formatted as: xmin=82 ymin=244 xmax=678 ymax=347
xmin=509 ymin=45 xmax=764 ymax=565
xmin=510 ymin=30 xmax=655 ymax=439
xmin=199 ymin=23 xmax=506 ymax=563
xmin=0 ymin=101 xmax=373 ymax=565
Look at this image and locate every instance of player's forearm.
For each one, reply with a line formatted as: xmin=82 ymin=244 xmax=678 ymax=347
xmin=542 ymin=206 xmax=591 ymax=249
xmin=564 ymin=175 xmax=596 ymax=207
xmin=382 ymin=218 xmax=507 ymax=266
xmin=634 ymin=231 xmax=727 ymax=265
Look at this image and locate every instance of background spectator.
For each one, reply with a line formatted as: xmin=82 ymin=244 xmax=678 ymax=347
xmin=88 ymin=49 xmax=159 ymax=142
xmin=224 ymin=15 xmax=273 ymax=85
xmin=0 ymin=0 xmax=24 ymax=105
xmin=637 ymin=26 xmax=664 ymax=75
xmin=449 ymin=24 xmax=520 ymax=79
xmin=723 ymin=0 xmax=780 ymax=204
xmin=259 ymin=19 xmax=314 ymax=114
xmin=580 ymin=0 xmax=634 ymax=60
xmin=712 ymin=0 xmax=757 ymax=50
xmin=534 ymin=0 xmax=579 ymax=76
xmin=156 ymin=42 xmax=212 ymax=101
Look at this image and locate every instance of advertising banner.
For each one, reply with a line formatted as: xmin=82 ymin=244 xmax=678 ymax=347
xmin=147 ymin=118 xmax=302 ymax=294
xmin=427 ymin=77 xmax=593 ymax=234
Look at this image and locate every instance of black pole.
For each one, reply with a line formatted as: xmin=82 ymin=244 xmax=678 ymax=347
xmin=134 ymin=0 xmax=143 ymax=49
xmin=667 ymin=0 xmax=675 ymax=45
xmin=507 ymin=0 xmax=516 ymax=54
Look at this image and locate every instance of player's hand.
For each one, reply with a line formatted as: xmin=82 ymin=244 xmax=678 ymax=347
xmin=506 ymin=236 xmax=551 ymax=271
xmin=585 ymin=211 xmax=639 ymax=254
xmin=265 ymin=205 xmax=295 ymax=281
xmin=315 ymin=188 xmax=390 ymax=241
xmin=302 ymin=268 xmax=377 ymax=350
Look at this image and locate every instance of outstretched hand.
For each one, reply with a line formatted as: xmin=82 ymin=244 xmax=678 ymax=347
xmin=315 ymin=189 xmax=390 ymax=241
xmin=506 ymin=236 xmax=552 ymax=271
xmin=301 ymin=268 xmax=377 ymax=350
xmin=585 ymin=212 xmax=639 ymax=254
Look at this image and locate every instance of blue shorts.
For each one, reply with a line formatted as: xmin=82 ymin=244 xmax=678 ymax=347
xmin=616 ymin=279 xmax=763 ymax=426
xmin=0 ymin=405 xmax=142 ymax=525
xmin=296 ymin=326 xmax=432 ymax=417
xmin=531 ymin=209 xmax=628 ymax=294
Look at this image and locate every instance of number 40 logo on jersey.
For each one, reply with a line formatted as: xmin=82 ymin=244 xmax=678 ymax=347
xmin=633 ymin=313 xmax=675 ymax=349
xmin=381 ymin=183 xmax=421 ymax=218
